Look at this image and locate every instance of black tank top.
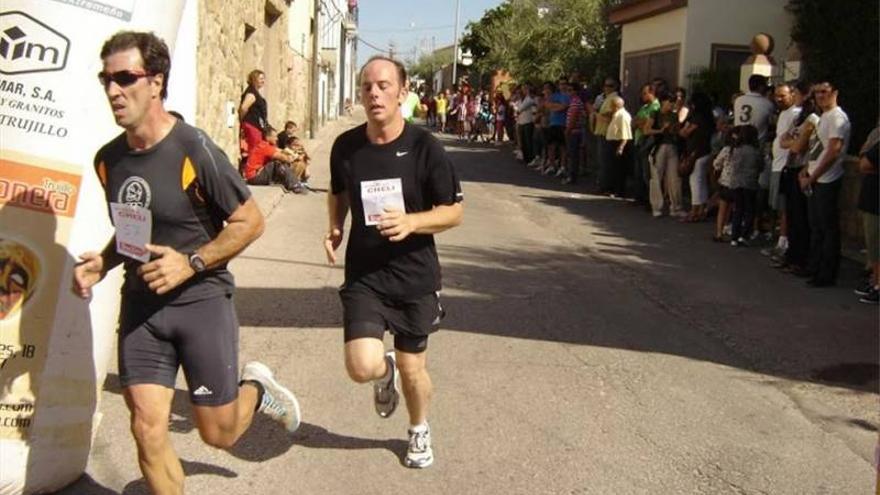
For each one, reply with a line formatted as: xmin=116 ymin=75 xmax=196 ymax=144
xmin=240 ymin=85 xmax=267 ymax=129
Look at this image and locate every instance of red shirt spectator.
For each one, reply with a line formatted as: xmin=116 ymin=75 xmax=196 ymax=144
xmin=244 ymin=140 xmax=278 ymax=180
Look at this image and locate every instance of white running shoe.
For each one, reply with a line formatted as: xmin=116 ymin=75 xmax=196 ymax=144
xmin=404 ymin=424 xmax=434 ymax=468
xmin=374 ymin=351 xmax=400 ymax=418
xmin=241 ymin=362 xmax=301 ymax=433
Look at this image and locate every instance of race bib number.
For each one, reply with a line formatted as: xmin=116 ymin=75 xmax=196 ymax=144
xmin=360 ymin=178 xmax=405 ymax=226
xmin=110 ymin=202 xmax=152 ymax=262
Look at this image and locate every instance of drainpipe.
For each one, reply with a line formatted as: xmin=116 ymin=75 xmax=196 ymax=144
xmin=310 ymin=0 xmax=320 ymax=138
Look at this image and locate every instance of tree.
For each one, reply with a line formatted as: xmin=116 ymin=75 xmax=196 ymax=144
xmin=408 ymin=50 xmax=454 ymax=84
xmin=786 ymin=0 xmax=878 ymax=150
xmin=460 ymin=0 xmax=620 ymax=86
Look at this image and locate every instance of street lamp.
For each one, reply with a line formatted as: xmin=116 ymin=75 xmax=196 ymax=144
xmin=452 ymin=0 xmax=461 ymax=86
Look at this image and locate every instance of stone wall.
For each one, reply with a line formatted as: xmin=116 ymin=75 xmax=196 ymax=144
xmin=195 ymin=0 xmax=310 ymax=160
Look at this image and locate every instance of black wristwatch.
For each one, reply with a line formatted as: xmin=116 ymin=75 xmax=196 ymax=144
xmin=188 ymin=252 xmax=207 ymax=273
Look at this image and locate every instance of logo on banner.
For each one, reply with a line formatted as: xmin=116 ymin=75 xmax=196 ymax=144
xmin=0 ymin=239 xmax=40 ymax=320
xmin=0 ymin=11 xmax=70 ymax=75
xmin=118 ymin=176 xmax=152 ymax=208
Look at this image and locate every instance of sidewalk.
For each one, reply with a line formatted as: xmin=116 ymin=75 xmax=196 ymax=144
xmin=248 ymin=109 xmax=365 ymax=216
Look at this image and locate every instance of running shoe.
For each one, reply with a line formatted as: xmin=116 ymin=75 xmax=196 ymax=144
xmin=859 ymin=288 xmax=879 ymax=305
xmin=404 ymin=424 xmax=434 ymax=468
xmin=241 ymin=362 xmax=301 ymax=432
xmin=854 ymin=282 xmax=875 ymax=297
xmin=374 ymin=351 xmax=400 ymax=418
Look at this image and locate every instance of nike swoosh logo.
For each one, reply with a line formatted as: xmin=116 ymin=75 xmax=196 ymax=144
xmin=396 ymin=151 xmax=409 ymax=157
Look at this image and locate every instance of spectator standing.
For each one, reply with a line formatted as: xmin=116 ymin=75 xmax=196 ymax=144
xmin=562 ymin=83 xmax=586 ymax=185
xmin=239 ymin=69 xmax=268 ymax=155
xmin=728 ymin=125 xmax=763 ymax=246
xmin=674 ymin=87 xmax=689 ymax=125
xmin=644 ymin=92 xmax=684 ymax=217
xmin=605 ymin=95 xmax=633 ymax=196
xmin=712 ymin=129 xmax=736 ymax=241
xmin=493 ymin=93 xmax=507 ymax=143
xmin=516 ymin=84 xmax=537 ymax=165
xmin=543 ymin=81 xmax=570 ymax=176
xmin=855 ymin=126 xmax=879 ymax=303
xmin=734 ymin=75 xmax=776 ymax=238
xmin=424 ymin=92 xmax=437 ymax=128
xmin=678 ymin=92 xmax=715 ymax=222
xmin=435 ymin=91 xmax=448 ymax=133
xmin=594 ymin=78 xmax=621 ymax=193
xmin=632 ymin=83 xmax=661 ymax=206
xmin=765 ymin=83 xmax=801 ymax=259
xmin=778 ymin=81 xmax=817 ymax=275
xmin=530 ymin=92 xmax=548 ymax=169
xmin=800 ymin=79 xmax=851 ymax=287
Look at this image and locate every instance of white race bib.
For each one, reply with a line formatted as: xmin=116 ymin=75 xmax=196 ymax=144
xmin=361 ymin=178 xmax=405 ymax=226
xmin=110 ymin=202 xmax=152 ymax=262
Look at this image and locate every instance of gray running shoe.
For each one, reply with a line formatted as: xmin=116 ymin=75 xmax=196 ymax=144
xmin=373 ymin=351 xmax=400 ymax=418
xmin=404 ymin=424 xmax=434 ymax=468
xmin=241 ymin=362 xmax=301 ymax=432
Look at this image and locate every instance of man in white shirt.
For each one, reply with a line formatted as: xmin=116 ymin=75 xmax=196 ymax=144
xmin=766 ymin=83 xmax=802 ymax=257
xmin=516 ymin=84 xmax=537 ymax=164
xmin=734 ymin=75 xmax=775 ymax=141
xmin=799 ymin=79 xmax=851 ymax=287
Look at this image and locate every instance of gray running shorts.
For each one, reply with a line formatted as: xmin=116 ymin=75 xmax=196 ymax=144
xmin=339 ymin=283 xmax=443 ymax=354
xmin=769 ymin=170 xmax=785 ymax=211
xmin=118 ymin=294 xmax=239 ymax=406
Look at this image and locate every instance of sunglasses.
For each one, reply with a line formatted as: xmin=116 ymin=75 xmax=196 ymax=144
xmin=98 ymin=70 xmax=152 ymax=88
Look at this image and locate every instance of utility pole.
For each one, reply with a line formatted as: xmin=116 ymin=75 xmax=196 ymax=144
xmin=452 ymin=0 xmax=461 ymax=87
xmin=389 ymin=40 xmax=396 ymax=59
xmin=309 ymin=0 xmax=320 ymax=138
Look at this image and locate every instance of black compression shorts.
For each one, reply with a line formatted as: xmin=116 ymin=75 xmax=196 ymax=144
xmin=118 ymin=294 xmax=240 ymax=406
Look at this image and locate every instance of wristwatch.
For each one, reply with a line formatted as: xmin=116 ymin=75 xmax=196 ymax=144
xmin=188 ymin=252 xmax=207 ymax=273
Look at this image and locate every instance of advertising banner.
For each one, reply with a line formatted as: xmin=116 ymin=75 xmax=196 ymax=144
xmin=0 ymin=1 xmax=185 ymax=493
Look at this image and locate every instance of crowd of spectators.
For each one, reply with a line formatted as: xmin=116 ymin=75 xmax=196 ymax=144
xmin=238 ymin=69 xmax=311 ymax=194
xmin=421 ymin=72 xmax=878 ymax=304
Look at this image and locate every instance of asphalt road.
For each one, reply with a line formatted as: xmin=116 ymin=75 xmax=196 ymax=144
xmin=56 ymin=116 xmax=877 ymax=495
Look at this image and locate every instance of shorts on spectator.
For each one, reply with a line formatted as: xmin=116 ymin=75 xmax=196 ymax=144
xmin=864 ymin=212 xmax=879 ymax=264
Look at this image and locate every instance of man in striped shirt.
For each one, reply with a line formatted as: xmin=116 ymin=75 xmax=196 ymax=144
xmin=563 ymin=82 xmax=586 ymax=185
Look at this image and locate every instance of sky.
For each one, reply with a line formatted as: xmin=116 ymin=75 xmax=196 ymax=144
xmin=355 ymin=0 xmax=505 ymax=65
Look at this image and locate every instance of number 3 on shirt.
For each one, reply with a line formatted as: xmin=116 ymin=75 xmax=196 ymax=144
xmin=739 ymin=104 xmax=752 ymax=123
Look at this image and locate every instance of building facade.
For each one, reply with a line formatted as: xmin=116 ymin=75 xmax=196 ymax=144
xmin=165 ymin=0 xmax=357 ymax=160
xmin=609 ymin=0 xmax=793 ymax=109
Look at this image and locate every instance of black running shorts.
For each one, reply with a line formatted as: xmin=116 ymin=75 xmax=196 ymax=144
xmin=118 ymin=294 xmax=240 ymax=406
xmin=339 ymin=283 xmax=444 ymax=354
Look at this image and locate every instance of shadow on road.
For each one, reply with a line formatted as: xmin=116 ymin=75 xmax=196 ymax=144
xmin=234 ymin=133 xmax=876 ymax=402
xmin=53 ymin=459 xmax=236 ymax=495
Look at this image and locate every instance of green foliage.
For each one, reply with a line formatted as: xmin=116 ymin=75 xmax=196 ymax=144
xmin=408 ymin=50 xmax=454 ymax=83
xmin=688 ymin=66 xmax=739 ymax=108
xmin=786 ymin=0 xmax=879 ymax=149
xmin=461 ymin=0 xmax=620 ymax=87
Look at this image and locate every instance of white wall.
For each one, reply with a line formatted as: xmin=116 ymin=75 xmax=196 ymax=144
xmin=620 ymin=7 xmax=687 ymax=82
xmin=684 ymin=0 xmax=792 ymax=79
xmin=288 ymin=0 xmax=313 ymax=59
xmin=166 ymin=0 xmax=198 ymax=123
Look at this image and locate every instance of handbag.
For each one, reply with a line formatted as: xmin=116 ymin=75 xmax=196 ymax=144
xmin=678 ymin=151 xmax=696 ymax=177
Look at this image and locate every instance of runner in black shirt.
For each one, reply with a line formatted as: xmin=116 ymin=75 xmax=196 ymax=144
xmin=73 ymin=31 xmax=300 ymax=493
xmin=325 ymin=56 xmax=463 ymax=469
